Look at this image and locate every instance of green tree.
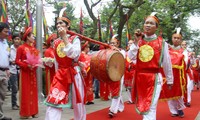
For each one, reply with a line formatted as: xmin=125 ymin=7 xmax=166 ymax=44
xmin=45 ymin=0 xmax=80 ymax=33
xmin=145 ymin=0 xmax=200 ymax=54
xmin=84 ymin=0 xmax=145 ymax=47
xmin=6 ymin=0 xmax=36 ymax=34
xmin=5 ymin=0 xmax=200 ymax=50
xmin=97 ymin=0 xmax=200 ymax=48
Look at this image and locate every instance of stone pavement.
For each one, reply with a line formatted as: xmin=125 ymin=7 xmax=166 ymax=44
xmin=196 ymin=113 xmax=200 ymax=120
xmin=3 ymin=91 xmax=114 ymax=120
xmin=3 ymin=90 xmax=200 ymax=120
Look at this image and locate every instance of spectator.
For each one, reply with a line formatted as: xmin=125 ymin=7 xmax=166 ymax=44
xmin=9 ymin=33 xmax=21 ymax=110
xmin=0 ymin=22 xmax=12 ymax=120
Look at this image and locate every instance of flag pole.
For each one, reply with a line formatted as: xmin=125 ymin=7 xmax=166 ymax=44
xmin=36 ymin=0 xmax=43 ymax=102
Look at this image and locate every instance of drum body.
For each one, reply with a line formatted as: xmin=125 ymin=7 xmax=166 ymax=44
xmin=90 ymin=49 xmax=125 ymax=82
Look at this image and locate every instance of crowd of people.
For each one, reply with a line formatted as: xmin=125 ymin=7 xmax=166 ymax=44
xmin=0 ymin=11 xmax=200 ymax=120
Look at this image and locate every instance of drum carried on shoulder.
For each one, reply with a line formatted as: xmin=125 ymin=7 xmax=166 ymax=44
xmin=90 ymin=49 xmax=125 ymax=83
xmin=66 ymin=30 xmax=125 ymax=82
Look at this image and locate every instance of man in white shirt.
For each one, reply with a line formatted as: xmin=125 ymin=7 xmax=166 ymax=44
xmin=0 ymin=22 xmax=12 ymax=120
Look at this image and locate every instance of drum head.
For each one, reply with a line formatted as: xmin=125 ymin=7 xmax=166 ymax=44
xmin=107 ymin=52 xmax=125 ymax=81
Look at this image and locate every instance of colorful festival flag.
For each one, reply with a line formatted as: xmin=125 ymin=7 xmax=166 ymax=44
xmin=1 ymin=0 xmax=8 ymax=23
xmin=25 ymin=0 xmax=33 ymax=28
xmin=0 ymin=0 xmax=11 ymax=40
xmin=43 ymin=11 xmax=49 ymax=40
xmin=126 ymin=15 xmax=131 ymax=46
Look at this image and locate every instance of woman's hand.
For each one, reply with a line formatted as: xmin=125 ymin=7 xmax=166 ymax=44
xmin=28 ymin=64 xmax=35 ymax=70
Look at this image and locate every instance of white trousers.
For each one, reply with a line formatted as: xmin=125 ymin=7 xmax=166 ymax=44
xmin=168 ymin=97 xmax=186 ymax=114
xmin=143 ymin=83 xmax=162 ymax=120
xmin=72 ymin=73 xmax=86 ymax=120
xmin=109 ymin=76 xmax=124 ymax=114
xmin=45 ymin=107 xmax=62 ymax=120
xmin=45 ymin=73 xmax=86 ymax=120
xmin=187 ymin=74 xmax=194 ymax=103
xmin=126 ymin=88 xmax=133 ymax=103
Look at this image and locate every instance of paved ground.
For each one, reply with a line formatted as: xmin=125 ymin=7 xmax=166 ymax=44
xmin=196 ymin=112 xmax=200 ymax=120
xmin=3 ymin=90 xmax=200 ymax=120
xmin=3 ymin=90 xmax=126 ymax=120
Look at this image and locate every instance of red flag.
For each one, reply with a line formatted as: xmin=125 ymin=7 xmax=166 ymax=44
xmin=98 ymin=15 xmax=102 ymax=42
xmin=79 ymin=8 xmax=84 ymax=34
xmin=1 ymin=0 xmax=8 ymax=23
xmin=25 ymin=0 xmax=33 ymax=29
xmin=109 ymin=21 xmax=113 ymax=39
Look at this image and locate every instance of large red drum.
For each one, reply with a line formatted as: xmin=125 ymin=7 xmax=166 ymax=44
xmin=90 ymin=49 xmax=125 ymax=82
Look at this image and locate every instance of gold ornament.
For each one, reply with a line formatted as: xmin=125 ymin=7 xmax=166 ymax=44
xmin=56 ymin=42 xmax=66 ymax=58
xmin=6 ymin=47 xmax=10 ymax=52
xmin=192 ymin=62 xmax=197 ymax=68
xmin=139 ymin=45 xmax=154 ymax=62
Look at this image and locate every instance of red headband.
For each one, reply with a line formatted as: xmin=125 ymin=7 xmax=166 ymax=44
xmin=57 ymin=17 xmax=71 ymax=25
xmin=22 ymin=27 xmax=32 ymax=41
xmin=145 ymin=16 xmax=159 ymax=24
xmin=46 ymin=33 xmax=57 ymax=45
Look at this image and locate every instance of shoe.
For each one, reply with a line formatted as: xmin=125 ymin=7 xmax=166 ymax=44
xmin=20 ymin=116 xmax=29 ymax=119
xmin=171 ymin=114 xmax=179 ymax=117
xmin=86 ymin=102 xmax=94 ymax=105
xmin=178 ymin=110 xmax=184 ymax=118
xmin=101 ymin=97 xmax=109 ymax=101
xmin=185 ymin=102 xmax=191 ymax=107
xmin=95 ymin=96 xmax=100 ymax=99
xmin=108 ymin=111 xmax=114 ymax=118
xmin=127 ymin=101 xmax=134 ymax=104
xmin=1 ymin=116 xmax=12 ymax=120
xmin=118 ymin=110 xmax=124 ymax=113
xmin=12 ymin=105 xmax=19 ymax=110
xmin=32 ymin=114 xmax=38 ymax=118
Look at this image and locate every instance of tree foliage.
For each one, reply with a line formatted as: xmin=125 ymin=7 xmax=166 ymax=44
xmin=83 ymin=0 xmax=200 ymax=49
xmin=5 ymin=0 xmax=36 ymax=34
xmin=3 ymin=0 xmax=200 ymax=53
